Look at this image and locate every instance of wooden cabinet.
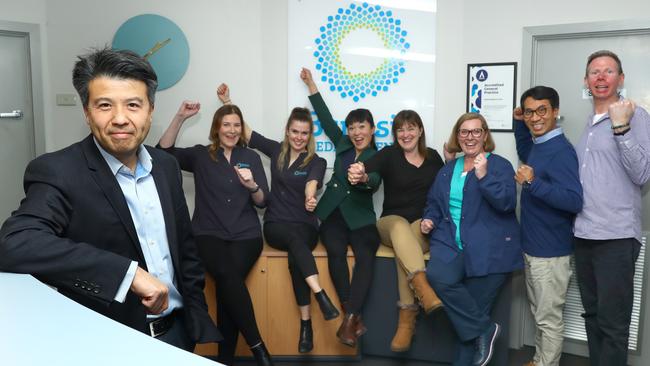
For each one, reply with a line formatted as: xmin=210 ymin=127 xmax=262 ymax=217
xmin=194 ymin=243 xmax=357 ymax=358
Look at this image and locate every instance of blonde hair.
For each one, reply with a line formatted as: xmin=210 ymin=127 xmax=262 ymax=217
xmin=446 ymin=112 xmax=495 ymax=153
xmin=277 ymin=107 xmax=316 ymax=171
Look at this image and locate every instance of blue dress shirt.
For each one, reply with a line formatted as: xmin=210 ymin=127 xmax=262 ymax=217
xmin=95 ymin=140 xmax=182 ymax=318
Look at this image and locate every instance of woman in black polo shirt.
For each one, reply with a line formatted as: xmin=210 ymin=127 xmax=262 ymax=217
xmin=218 ymin=84 xmax=340 ymax=354
xmin=158 ymin=101 xmax=272 ymax=366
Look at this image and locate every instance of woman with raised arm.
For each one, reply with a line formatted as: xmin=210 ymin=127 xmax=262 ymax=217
xmin=217 ymin=84 xmax=339 ymax=354
xmin=347 ymin=109 xmax=444 ymax=352
xmin=157 ymin=101 xmax=273 ymax=366
xmin=422 ymin=113 xmax=523 ymax=366
xmin=299 ymin=68 xmax=381 ymax=347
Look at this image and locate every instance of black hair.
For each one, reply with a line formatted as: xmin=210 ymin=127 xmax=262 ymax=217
xmin=345 ymin=108 xmax=377 ymax=150
xmin=72 ymin=47 xmax=158 ymax=108
xmin=519 ymin=85 xmax=560 ymax=109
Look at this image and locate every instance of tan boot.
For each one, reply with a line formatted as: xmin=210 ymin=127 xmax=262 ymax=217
xmin=409 ymin=271 xmax=443 ymax=314
xmin=390 ymin=304 xmax=419 ymax=352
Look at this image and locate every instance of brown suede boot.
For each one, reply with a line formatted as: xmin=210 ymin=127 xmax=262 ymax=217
xmin=390 ymin=304 xmax=419 ymax=352
xmin=409 ymin=271 xmax=443 ymax=314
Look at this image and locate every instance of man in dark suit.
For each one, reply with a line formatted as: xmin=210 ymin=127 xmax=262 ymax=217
xmin=0 ymin=48 xmax=221 ymax=351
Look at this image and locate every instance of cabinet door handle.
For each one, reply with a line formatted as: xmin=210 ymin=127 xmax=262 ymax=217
xmin=0 ymin=110 xmax=23 ymax=119
xmin=260 ymin=268 xmax=266 ymax=273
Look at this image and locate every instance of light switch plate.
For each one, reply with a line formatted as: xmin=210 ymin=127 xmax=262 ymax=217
xmin=56 ymin=94 xmax=77 ymax=106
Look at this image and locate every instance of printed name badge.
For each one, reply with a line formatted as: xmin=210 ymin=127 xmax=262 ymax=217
xmin=236 ymin=162 xmax=250 ymax=169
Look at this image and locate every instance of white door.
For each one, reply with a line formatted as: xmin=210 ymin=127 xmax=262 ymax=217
xmin=0 ymin=30 xmax=36 ymax=222
xmin=522 ymin=20 xmax=650 ymax=363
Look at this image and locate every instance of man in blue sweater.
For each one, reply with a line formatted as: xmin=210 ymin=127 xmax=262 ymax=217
xmin=513 ymin=86 xmax=583 ymax=366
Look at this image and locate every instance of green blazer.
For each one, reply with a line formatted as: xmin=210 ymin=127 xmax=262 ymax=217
xmin=309 ymin=93 xmax=381 ymax=230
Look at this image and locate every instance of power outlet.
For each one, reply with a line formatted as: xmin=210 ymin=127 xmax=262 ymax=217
xmin=56 ymin=94 xmax=77 ymax=106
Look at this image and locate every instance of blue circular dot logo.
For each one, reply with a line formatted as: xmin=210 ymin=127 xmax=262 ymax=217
xmin=313 ymin=2 xmax=409 ymax=102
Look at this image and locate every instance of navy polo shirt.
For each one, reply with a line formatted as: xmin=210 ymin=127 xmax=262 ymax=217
xmin=159 ymin=144 xmax=268 ymax=240
xmin=249 ymin=131 xmax=326 ymax=228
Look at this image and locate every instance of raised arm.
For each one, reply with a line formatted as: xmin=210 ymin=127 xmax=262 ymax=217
xmin=217 ymin=83 xmax=252 ymax=143
xmin=159 ymin=100 xmax=200 ymax=148
xmin=301 ymin=68 xmax=344 ymax=145
xmin=513 ymin=107 xmax=533 ymax=163
xmin=610 ymin=101 xmax=650 ymax=185
xmin=300 ymin=67 xmax=319 ymax=95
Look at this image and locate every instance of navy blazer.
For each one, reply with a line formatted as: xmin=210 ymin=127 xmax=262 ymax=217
xmin=0 ymin=135 xmax=221 ymax=343
xmin=423 ymin=153 xmax=523 ymax=277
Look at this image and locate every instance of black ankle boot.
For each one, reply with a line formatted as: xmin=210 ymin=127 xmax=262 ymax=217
xmin=315 ymin=289 xmax=340 ymax=320
xmin=250 ymin=342 xmax=274 ymax=366
xmin=298 ymin=319 xmax=313 ymax=353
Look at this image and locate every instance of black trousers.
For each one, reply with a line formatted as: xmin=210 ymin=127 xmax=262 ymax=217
xmin=154 ymin=311 xmax=195 ymax=352
xmin=195 ymin=235 xmax=263 ymax=366
xmin=574 ymin=237 xmax=640 ymax=366
xmin=319 ymin=209 xmax=380 ymax=314
xmin=264 ymin=221 xmax=319 ymax=306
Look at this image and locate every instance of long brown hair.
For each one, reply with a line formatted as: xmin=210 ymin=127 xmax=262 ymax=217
xmin=446 ymin=112 xmax=495 ymax=153
xmin=208 ymin=104 xmax=247 ymax=161
xmin=277 ymin=107 xmax=316 ymax=171
xmin=391 ymin=110 xmax=428 ymax=158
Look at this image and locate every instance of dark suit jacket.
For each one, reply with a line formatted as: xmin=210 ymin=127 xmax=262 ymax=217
xmin=0 ymin=135 xmax=221 ymax=343
xmin=309 ymin=92 xmax=381 ymax=230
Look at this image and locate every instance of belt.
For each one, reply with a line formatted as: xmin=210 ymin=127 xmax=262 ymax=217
xmin=148 ymin=310 xmax=177 ymax=338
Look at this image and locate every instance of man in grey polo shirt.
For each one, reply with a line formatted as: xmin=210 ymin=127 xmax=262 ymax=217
xmin=574 ymin=50 xmax=650 ymax=366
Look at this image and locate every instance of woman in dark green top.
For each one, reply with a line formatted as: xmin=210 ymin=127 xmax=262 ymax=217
xmin=301 ymin=68 xmax=381 ymax=348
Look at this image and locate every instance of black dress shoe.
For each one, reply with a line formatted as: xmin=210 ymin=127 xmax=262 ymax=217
xmin=298 ymin=319 xmax=313 ymax=353
xmin=315 ymin=289 xmax=340 ymax=320
xmin=473 ymin=322 xmax=500 ymax=366
xmin=250 ymin=342 xmax=274 ymax=366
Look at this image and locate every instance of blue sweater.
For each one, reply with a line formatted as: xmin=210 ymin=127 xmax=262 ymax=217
xmin=515 ymin=122 xmax=583 ymax=257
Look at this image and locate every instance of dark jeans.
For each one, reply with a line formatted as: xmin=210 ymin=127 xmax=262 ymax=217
xmin=426 ymin=251 xmax=506 ymax=366
xmin=263 ymin=221 xmax=319 ymax=306
xmin=319 ymin=208 xmax=380 ymax=314
xmin=574 ymin=237 xmax=641 ymax=366
xmin=195 ymin=235 xmax=263 ymax=366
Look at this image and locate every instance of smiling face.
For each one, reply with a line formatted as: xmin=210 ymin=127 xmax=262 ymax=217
xmin=286 ymin=120 xmax=311 ymax=153
xmin=218 ymin=113 xmax=242 ymax=150
xmin=347 ymin=120 xmax=375 ymax=152
xmin=395 ymin=122 xmax=422 ymax=153
xmin=457 ymin=118 xmax=486 ymax=158
xmin=84 ymin=76 xmax=152 ymax=169
xmin=523 ymin=97 xmax=559 ymax=137
xmin=585 ymin=56 xmax=624 ymax=104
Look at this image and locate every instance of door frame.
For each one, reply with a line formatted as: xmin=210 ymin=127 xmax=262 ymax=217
xmin=0 ymin=20 xmax=45 ymax=156
xmin=520 ymin=19 xmax=650 ymax=361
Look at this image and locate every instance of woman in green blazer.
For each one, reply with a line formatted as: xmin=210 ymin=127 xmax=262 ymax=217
xmin=301 ymin=68 xmax=381 ymax=348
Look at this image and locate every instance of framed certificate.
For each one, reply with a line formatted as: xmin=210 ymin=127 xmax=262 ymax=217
xmin=466 ymin=62 xmax=517 ymax=132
